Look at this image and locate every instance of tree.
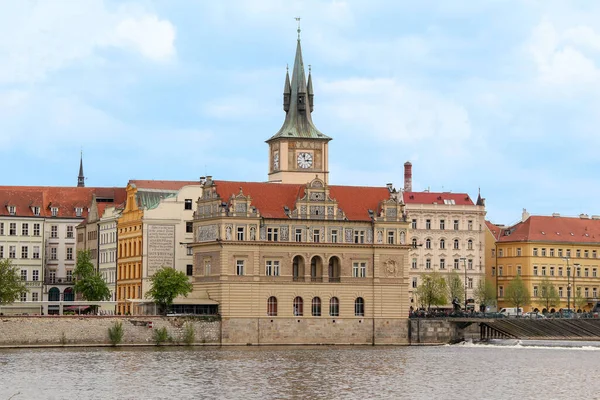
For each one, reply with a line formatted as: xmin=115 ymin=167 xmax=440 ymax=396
xmin=145 ymin=266 xmax=193 ymax=315
xmin=447 ymin=271 xmax=465 ymax=306
xmin=73 ymin=250 xmax=111 ymax=311
xmin=505 ymin=276 xmax=530 ymax=315
xmin=474 ymin=279 xmax=497 ymax=310
xmin=538 ymin=277 xmax=560 ymax=312
xmin=415 ymin=272 xmax=448 ymax=311
xmin=0 ymin=259 xmax=28 ymax=306
xmin=573 ymin=288 xmax=588 ymax=312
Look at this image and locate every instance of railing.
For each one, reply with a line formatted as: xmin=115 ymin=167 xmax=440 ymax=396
xmin=44 ymin=277 xmax=74 ymax=285
xmin=409 ymin=310 xmax=600 ymax=319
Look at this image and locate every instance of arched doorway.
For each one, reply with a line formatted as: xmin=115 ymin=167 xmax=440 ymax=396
xmin=328 ymin=256 xmax=341 ymax=283
xmin=311 ymin=256 xmax=323 ymax=282
xmin=48 ymin=287 xmax=60 ymax=301
xmin=63 ymin=287 xmax=74 ymax=302
xmin=293 ymin=255 xmax=305 ymax=282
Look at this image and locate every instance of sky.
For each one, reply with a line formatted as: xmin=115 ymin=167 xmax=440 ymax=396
xmin=1 ymin=0 xmax=600 ymax=225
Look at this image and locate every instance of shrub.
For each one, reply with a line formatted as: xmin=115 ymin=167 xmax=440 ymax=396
xmin=153 ymin=327 xmax=171 ymax=345
xmin=108 ymin=321 xmax=124 ymax=346
xmin=182 ymin=323 xmax=195 ymax=346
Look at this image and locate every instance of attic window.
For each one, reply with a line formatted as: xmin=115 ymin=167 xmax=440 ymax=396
xmin=541 ymin=231 xmax=545 ymax=235
xmin=8 ymin=206 xmax=16 ymax=215
xmin=585 ymin=233 xmax=589 ymax=237
xmin=33 ymin=207 xmax=40 ymax=216
xmin=570 ymin=233 xmax=574 ymax=236
xmin=51 ymin=207 xmax=58 ymax=217
xmin=75 ymin=207 xmax=83 ymax=217
xmin=556 ymin=232 xmax=560 ymax=235
xmin=443 ymin=199 xmax=456 ymax=205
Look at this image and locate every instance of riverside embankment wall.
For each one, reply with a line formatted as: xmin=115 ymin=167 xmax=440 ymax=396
xmin=0 ymin=317 xmax=471 ymax=347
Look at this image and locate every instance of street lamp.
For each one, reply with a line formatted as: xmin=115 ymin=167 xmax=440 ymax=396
xmin=573 ymin=263 xmax=580 ymax=311
xmin=562 ymin=257 xmax=571 ymax=310
xmin=460 ymin=257 xmax=467 ymax=311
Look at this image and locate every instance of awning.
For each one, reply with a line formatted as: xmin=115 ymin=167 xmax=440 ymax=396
xmin=64 ymin=305 xmax=90 ymax=311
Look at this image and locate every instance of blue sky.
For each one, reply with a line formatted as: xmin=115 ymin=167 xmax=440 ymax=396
xmin=1 ymin=0 xmax=600 ymax=225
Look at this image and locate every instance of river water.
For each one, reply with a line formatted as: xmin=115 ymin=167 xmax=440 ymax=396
xmin=1 ymin=341 xmax=599 ymax=400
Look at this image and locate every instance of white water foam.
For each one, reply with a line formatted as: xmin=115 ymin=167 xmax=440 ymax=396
xmin=453 ymin=339 xmax=600 ymax=351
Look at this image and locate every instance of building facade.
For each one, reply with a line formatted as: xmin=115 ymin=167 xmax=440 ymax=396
xmin=99 ymin=206 xmax=121 ymax=303
xmin=486 ymin=210 xmax=600 ymax=312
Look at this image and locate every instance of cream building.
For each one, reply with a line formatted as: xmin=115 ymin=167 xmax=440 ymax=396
xmin=99 ymin=206 xmax=121 ymax=303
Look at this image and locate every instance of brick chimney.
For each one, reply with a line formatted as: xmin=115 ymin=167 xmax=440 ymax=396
xmin=404 ymin=161 xmax=412 ymax=192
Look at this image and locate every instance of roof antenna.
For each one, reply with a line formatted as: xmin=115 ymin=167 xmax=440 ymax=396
xmin=295 ymin=17 xmax=301 ymax=40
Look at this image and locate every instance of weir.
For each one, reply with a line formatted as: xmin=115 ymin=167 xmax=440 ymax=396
xmin=451 ymin=319 xmax=600 ymax=341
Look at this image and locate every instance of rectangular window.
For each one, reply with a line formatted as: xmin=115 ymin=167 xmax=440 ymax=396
xmin=594 ymin=288 xmax=598 ymax=298
xmin=585 ymin=268 xmax=589 ymax=277
xmin=541 ymin=266 xmax=546 ymax=276
xmin=541 ymin=248 xmax=546 ymax=257
xmin=593 ymin=268 xmax=597 ymax=277
xmin=34 ymin=223 xmax=40 ymax=236
xmin=515 ymin=248 xmax=520 ymax=256
xmin=9 ymin=246 xmax=16 ymax=258
xmin=51 ymin=225 xmax=58 ymax=238
xmin=9 ymin=223 xmax=16 ymax=236
xmin=594 ymin=250 xmax=598 ymax=258
xmin=576 ymin=249 xmax=581 ymax=258
xmin=577 ymin=267 xmax=581 ymax=277
xmin=75 ymin=207 xmax=83 ymax=217
xmin=352 ymin=262 xmax=367 ymax=278
xmin=411 ymin=219 xmax=417 ymax=229
xmin=267 ymin=227 xmax=279 ymax=241
xmin=454 ymin=220 xmax=459 ymax=230
xmin=0 ymin=245 xmax=3 ymax=258
xmin=550 ymin=266 xmax=555 ymax=276
xmin=66 ymin=248 xmax=73 ymax=260
xmin=533 ymin=286 xmax=538 ymax=297
xmin=184 ymin=199 xmax=193 ymax=210
xmin=331 ymin=229 xmax=338 ymax=243
xmin=49 ymin=271 xmax=56 ymax=283
xmin=313 ymin=229 xmax=320 ymax=243
xmin=50 ymin=248 xmax=57 ymax=260
xmin=0 ymin=222 xmax=3 ymax=235
xmin=491 ymin=267 xmax=496 ymax=277
xmin=558 ymin=249 xmax=563 ymax=257
xmin=32 ymin=292 xmax=38 ymax=302
xmin=187 ymin=247 xmax=193 ymax=256
xmin=533 ymin=248 xmax=538 ymax=256
xmin=186 ymin=222 xmax=193 ymax=233
xmin=440 ymin=258 xmax=445 ymax=270
xmin=499 ymin=286 xmax=504 ymax=297
xmin=440 ymin=220 xmax=445 ymax=230
xmin=549 ymin=248 xmax=554 ymax=257
xmin=559 ymin=287 xmax=563 ymax=297
xmin=499 ymin=266 xmax=503 ymax=276
xmin=354 ymin=230 xmax=365 ymax=244
xmin=237 ymin=227 xmax=245 ymax=241
xmin=426 ymin=259 xmax=431 ymax=269
xmin=412 ymin=277 xmax=418 ymax=288
xmin=468 ymin=220 xmax=473 ymax=230
xmin=236 ymin=260 xmax=245 ymax=276
xmin=566 ymin=249 xmax=571 ymax=257
xmin=411 ymin=258 xmax=417 ymax=269
xmin=21 ymin=246 xmax=28 ymax=259
xmin=186 ymin=264 xmax=193 ymax=276
xmin=468 ymin=278 xmax=473 ymax=289
xmin=32 ymin=270 xmax=39 ymax=281
xmin=295 ymin=228 xmax=302 ymax=242
xmin=20 ymin=292 xmax=26 ymax=302
xmin=204 ymin=259 xmax=211 ymax=276
xmin=66 ymin=270 xmax=73 ymax=282
xmin=559 ymin=267 xmax=563 ymax=276
xmin=51 ymin=207 xmax=58 ymax=217
xmin=387 ymin=231 xmax=395 ymax=244
xmin=468 ymin=259 xmax=473 ymax=270
xmin=32 ymin=246 xmax=40 ymax=259
xmin=491 ymin=249 xmax=496 ymax=257
xmin=515 ymin=265 xmax=521 ymax=275
xmin=425 ymin=219 xmax=431 ymax=230
xmin=454 ymin=259 xmax=459 ymax=270
xmin=22 ymin=223 xmax=29 ymax=236
xmin=585 ymin=250 xmax=589 ymax=258
xmin=265 ymin=260 xmax=280 ymax=276
xmin=533 ymin=266 xmax=538 ymax=276
xmin=499 ymin=249 xmax=503 ymax=257
xmin=21 ymin=269 xmax=27 ymax=281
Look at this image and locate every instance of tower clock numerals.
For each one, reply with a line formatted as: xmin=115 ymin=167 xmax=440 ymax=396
xmin=297 ymin=152 xmax=313 ymax=169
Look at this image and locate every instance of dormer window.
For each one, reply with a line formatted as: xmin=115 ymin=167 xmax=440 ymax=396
xmin=8 ymin=206 xmax=15 ymax=215
xmin=32 ymin=207 xmax=40 ymax=216
xmin=75 ymin=207 xmax=83 ymax=217
xmin=51 ymin=207 xmax=58 ymax=217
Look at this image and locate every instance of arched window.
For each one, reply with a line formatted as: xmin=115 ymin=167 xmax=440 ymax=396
xmin=63 ymin=287 xmax=74 ymax=302
xmin=48 ymin=287 xmax=60 ymax=302
xmin=312 ymin=297 xmax=321 ymax=316
xmin=329 ymin=297 xmax=339 ymax=317
xmin=355 ymin=297 xmax=365 ymax=317
xmin=454 ymin=239 xmax=460 ymax=250
xmin=267 ymin=296 xmax=277 ymax=316
xmin=467 ymin=239 xmax=473 ymax=250
xmin=425 ymin=239 xmax=431 ymax=249
xmin=412 ymin=238 xmax=418 ymax=248
xmin=293 ymin=296 xmax=303 ymax=316
xmin=440 ymin=239 xmax=445 ymax=249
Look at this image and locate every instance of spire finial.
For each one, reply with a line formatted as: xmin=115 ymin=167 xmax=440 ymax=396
xmin=295 ymin=17 xmax=301 ymax=40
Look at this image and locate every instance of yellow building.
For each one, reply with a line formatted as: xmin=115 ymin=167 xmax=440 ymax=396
xmin=486 ymin=210 xmax=600 ymax=312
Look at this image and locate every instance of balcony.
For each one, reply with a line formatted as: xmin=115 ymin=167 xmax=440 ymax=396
xmin=44 ymin=277 xmax=74 ymax=285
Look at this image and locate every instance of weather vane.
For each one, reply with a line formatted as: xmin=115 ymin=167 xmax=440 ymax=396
xmin=295 ymin=17 xmax=301 ymax=40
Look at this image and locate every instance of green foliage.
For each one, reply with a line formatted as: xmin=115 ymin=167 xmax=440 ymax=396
xmin=153 ymin=327 xmax=172 ymax=345
xmin=108 ymin=321 xmax=124 ymax=346
xmin=182 ymin=323 xmax=195 ymax=346
xmin=505 ymin=276 xmax=531 ymax=311
xmin=474 ymin=279 xmax=497 ymax=308
xmin=415 ymin=272 xmax=448 ymax=310
xmin=0 ymin=259 xmax=28 ymax=306
xmin=74 ymin=250 xmax=111 ymax=306
xmin=573 ymin=289 xmax=588 ymax=311
xmin=447 ymin=271 xmax=465 ymax=305
xmin=538 ymin=277 xmax=560 ymax=311
xmin=145 ymin=267 xmax=193 ymax=315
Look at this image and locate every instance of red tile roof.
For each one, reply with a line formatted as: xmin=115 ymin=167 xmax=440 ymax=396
xmin=213 ymin=180 xmax=392 ymax=221
xmin=498 ymin=215 xmax=600 ymax=243
xmin=485 ymin=220 xmax=504 ymax=241
xmin=0 ymin=187 xmax=126 ymax=219
xmin=404 ymin=191 xmax=474 ymax=206
xmin=129 ymin=180 xmax=199 ymax=190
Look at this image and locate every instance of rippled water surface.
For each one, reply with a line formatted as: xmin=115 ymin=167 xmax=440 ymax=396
xmin=1 ymin=342 xmax=599 ymax=399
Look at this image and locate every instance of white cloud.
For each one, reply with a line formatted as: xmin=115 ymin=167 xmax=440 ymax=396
xmin=113 ymin=15 xmax=176 ymax=61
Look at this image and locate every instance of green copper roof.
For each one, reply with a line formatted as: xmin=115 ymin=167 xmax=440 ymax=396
xmin=137 ymin=189 xmax=177 ymax=210
xmin=267 ymin=39 xmax=331 ymax=142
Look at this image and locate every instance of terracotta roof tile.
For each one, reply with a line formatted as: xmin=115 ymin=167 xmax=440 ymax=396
xmin=213 ymin=181 xmax=392 ymax=222
xmin=498 ymin=215 xmax=600 ymax=243
xmin=404 ymin=191 xmax=474 ymax=206
xmin=485 ymin=220 xmax=504 ymax=240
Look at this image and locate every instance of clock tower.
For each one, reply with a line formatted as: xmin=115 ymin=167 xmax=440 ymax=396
xmin=266 ymin=28 xmax=332 ymax=184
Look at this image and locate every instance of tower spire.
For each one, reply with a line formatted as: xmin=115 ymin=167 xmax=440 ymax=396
xmin=77 ymin=150 xmax=85 ymax=187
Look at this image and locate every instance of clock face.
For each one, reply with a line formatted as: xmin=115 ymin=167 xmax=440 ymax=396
xmin=273 ymin=152 xmax=279 ymax=170
xmin=297 ymin=152 xmax=313 ymax=169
